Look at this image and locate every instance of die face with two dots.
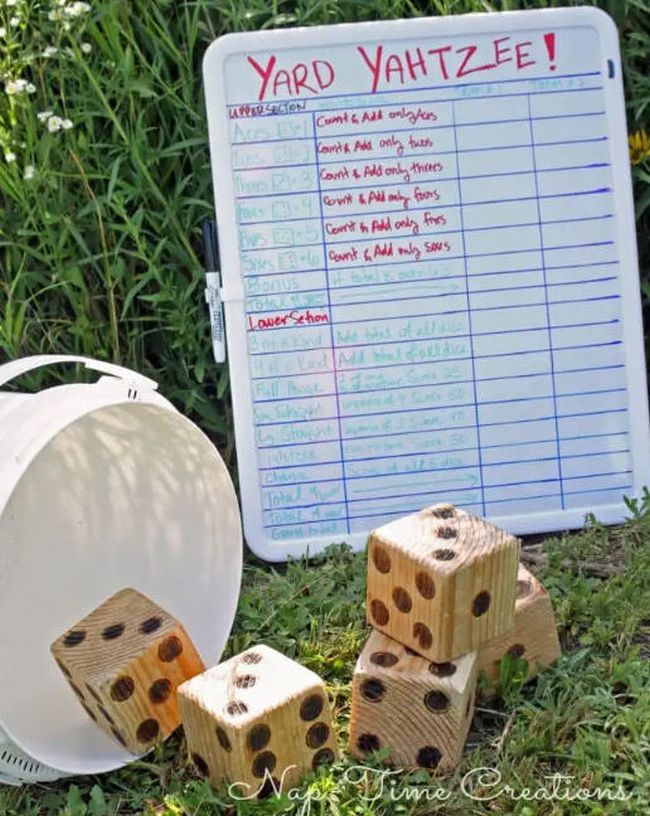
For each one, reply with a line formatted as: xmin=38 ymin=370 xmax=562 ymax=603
xmin=178 ymin=645 xmax=338 ymax=797
xmin=366 ymin=503 xmax=520 ymax=662
xmin=51 ymin=588 xmax=205 ymax=754
xmin=477 ymin=564 xmax=561 ymax=695
xmin=349 ymin=629 xmax=477 ymax=773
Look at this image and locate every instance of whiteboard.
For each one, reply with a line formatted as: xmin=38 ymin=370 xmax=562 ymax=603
xmin=203 ymin=7 xmax=650 ymax=562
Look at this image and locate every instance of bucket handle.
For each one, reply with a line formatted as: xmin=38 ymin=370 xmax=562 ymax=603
xmin=0 ymin=355 xmax=158 ymax=392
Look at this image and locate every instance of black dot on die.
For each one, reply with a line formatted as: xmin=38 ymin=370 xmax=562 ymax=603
xmin=507 ymin=643 xmax=526 ymax=659
xmin=63 ymin=630 xmax=86 ymax=647
xmin=149 ymin=678 xmax=172 ymax=704
xmin=158 ymin=635 xmax=183 ymax=662
xmin=369 ymin=599 xmax=390 ymax=626
xmin=424 ymin=690 xmax=450 ymax=712
xmin=140 ymin=616 xmax=163 ymax=635
xmin=433 ymin=548 xmax=456 ymax=561
xmin=392 ymin=586 xmax=412 ymax=613
xmin=312 ymin=748 xmax=335 ymax=770
xmin=417 ymin=745 xmax=442 ymax=769
xmin=111 ymin=727 xmax=127 ymax=747
xmin=357 ymin=733 xmax=380 ymax=753
xmin=472 ymin=591 xmax=491 ymax=617
xmin=370 ymin=651 xmax=399 ymax=668
xmin=361 ymin=678 xmax=385 ymax=703
xmin=300 ymin=693 xmax=324 ymax=721
xmin=252 ymin=751 xmax=277 ymax=778
xmin=371 ymin=544 xmax=391 ymax=574
xmin=192 ymin=753 xmax=209 ymax=777
xmin=242 ymin=652 xmax=262 ymax=664
xmin=247 ymin=723 xmax=271 ymax=752
xmin=216 ymin=726 xmax=232 ymax=751
xmin=437 ymin=526 xmax=457 ymax=539
xmin=235 ymin=674 xmax=256 ymax=689
xmin=431 ymin=505 xmax=455 ymax=519
xmin=415 ymin=571 xmax=436 ymax=599
xmin=306 ymin=722 xmax=330 ymax=749
xmin=226 ymin=700 xmax=249 ymax=716
xmin=428 ymin=661 xmax=456 ymax=678
xmin=102 ymin=623 xmax=125 ymax=641
xmin=136 ymin=718 xmax=160 ymax=743
xmin=110 ymin=676 xmax=135 ymax=702
xmin=413 ymin=622 xmax=433 ymax=650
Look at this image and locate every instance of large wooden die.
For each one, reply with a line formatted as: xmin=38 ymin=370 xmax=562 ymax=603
xmin=51 ymin=588 xmax=205 ymax=754
xmin=478 ymin=564 xmax=561 ymax=694
xmin=178 ymin=645 xmax=338 ymax=796
xmin=349 ymin=630 xmax=477 ymax=773
xmin=366 ymin=503 xmax=520 ymax=661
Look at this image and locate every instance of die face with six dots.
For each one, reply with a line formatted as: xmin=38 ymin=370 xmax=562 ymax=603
xmin=477 ymin=563 xmax=561 ymax=695
xmin=177 ymin=645 xmax=338 ymax=796
xmin=349 ymin=629 xmax=477 ymax=773
xmin=366 ymin=503 xmax=520 ymax=662
xmin=51 ymin=588 xmax=205 ymax=754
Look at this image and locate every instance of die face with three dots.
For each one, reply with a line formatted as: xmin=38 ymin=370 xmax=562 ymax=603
xmin=51 ymin=588 xmax=205 ymax=754
xmin=366 ymin=503 xmax=520 ymax=662
xmin=477 ymin=563 xmax=561 ymax=696
xmin=349 ymin=629 xmax=477 ymax=774
xmin=177 ymin=645 xmax=338 ymax=797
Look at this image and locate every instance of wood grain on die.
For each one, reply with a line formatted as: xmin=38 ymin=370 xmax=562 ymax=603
xmin=477 ymin=564 xmax=561 ymax=695
xmin=366 ymin=503 xmax=519 ymax=661
xmin=51 ymin=588 xmax=205 ymax=754
xmin=349 ymin=630 xmax=477 ymax=774
xmin=178 ymin=644 xmax=338 ymax=795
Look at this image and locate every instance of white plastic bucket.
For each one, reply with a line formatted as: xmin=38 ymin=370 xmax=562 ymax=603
xmin=0 ymin=356 xmax=243 ymax=782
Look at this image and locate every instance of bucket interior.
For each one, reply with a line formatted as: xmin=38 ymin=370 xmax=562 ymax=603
xmin=0 ymin=401 xmax=242 ymax=775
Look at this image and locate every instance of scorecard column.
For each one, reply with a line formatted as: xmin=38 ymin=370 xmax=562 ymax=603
xmin=230 ymin=108 xmax=350 ymax=540
xmin=453 ymin=93 xmax=562 ymax=517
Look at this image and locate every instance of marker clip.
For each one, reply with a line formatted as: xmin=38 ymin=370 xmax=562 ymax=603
xmin=203 ymin=219 xmax=226 ymax=364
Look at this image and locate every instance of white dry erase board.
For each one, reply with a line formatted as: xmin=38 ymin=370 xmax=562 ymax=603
xmin=203 ymin=7 xmax=650 ymax=562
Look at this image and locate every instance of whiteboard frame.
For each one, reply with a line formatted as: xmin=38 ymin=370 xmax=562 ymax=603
xmin=203 ymin=6 xmax=650 ymax=562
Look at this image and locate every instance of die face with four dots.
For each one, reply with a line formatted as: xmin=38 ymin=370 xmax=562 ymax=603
xmin=178 ymin=645 xmax=338 ymax=797
xmin=477 ymin=564 xmax=561 ymax=695
xmin=51 ymin=588 xmax=205 ymax=754
xmin=366 ymin=503 xmax=520 ymax=662
xmin=349 ymin=629 xmax=477 ymax=773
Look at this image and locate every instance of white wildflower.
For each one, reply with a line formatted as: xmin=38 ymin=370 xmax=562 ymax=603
xmin=6 ymin=0 xmax=18 ymax=7
xmin=37 ymin=110 xmax=53 ymax=121
xmin=47 ymin=115 xmax=64 ymax=132
xmin=4 ymin=152 xmax=16 ymax=163
xmin=62 ymin=118 xmax=73 ymax=130
xmin=5 ymin=78 xmax=27 ymax=95
xmin=26 ymin=83 xmax=36 ymax=94
xmin=43 ymin=46 xmax=58 ymax=57
xmin=0 ymin=27 xmax=6 ymax=38
xmin=65 ymin=2 xmax=90 ymax=17
xmin=23 ymin=165 xmax=35 ymax=180
xmin=80 ymin=42 xmax=92 ymax=54
xmin=9 ymin=16 xmax=19 ymax=27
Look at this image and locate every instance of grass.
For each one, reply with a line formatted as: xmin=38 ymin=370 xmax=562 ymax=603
xmin=0 ymin=514 xmax=649 ymax=815
xmin=2 ymin=0 xmax=650 ymax=814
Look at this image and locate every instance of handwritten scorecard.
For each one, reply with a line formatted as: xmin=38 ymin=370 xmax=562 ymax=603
xmin=203 ymin=7 xmax=650 ymax=561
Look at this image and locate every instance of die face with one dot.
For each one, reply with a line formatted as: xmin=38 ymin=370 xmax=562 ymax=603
xmin=51 ymin=588 xmax=205 ymax=754
xmin=178 ymin=645 xmax=338 ymax=797
xmin=366 ymin=503 xmax=520 ymax=661
xmin=477 ymin=564 xmax=561 ymax=695
xmin=349 ymin=630 xmax=477 ymax=774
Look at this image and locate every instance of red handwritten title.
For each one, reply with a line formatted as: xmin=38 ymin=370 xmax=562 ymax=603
xmin=246 ymin=33 xmax=557 ymax=101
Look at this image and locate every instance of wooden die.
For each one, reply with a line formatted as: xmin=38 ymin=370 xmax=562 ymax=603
xmin=51 ymin=588 xmax=205 ymax=753
xmin=366 ymin=503 xmax=520 ymax=661
xmin=178 ymin=645 xmax=338 ymax=796
xmin=349 ymin=630 xmax=477 ymax=773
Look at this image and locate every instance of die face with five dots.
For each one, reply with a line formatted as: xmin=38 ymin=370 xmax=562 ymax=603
xmin=478 ymin=563 xmax=561 ymax=695
xmin=51 ymin=588 xmax=205 ymax=754
xmin=349 ymin=629 xmax=477 ymax=773
xmin=177 ymin=645 xmax=338 ymax=797
xmin=366 ymin=503 xmax=520 ymax=662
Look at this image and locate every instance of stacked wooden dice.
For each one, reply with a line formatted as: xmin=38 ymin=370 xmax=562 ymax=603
xmin=350 ymin=502 xmax=560 ymax=772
